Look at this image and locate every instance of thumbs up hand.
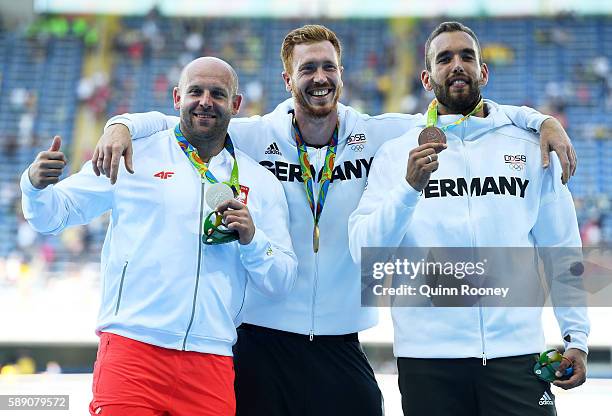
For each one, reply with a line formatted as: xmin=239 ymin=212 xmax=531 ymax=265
xmin=28 ymin=136 xmax=68 ymax=189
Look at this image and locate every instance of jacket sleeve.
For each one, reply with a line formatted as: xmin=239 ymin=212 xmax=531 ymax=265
xmin=105 ymin=112 xmax=179 ymax=140
xmin=20 ymin=161 xmax=114 ymax=235
xmin=348 ymin=142 xmax=422 ymax=264
xmin=239 ymin=176 xmax=297 ymax=298
xmin=498 ymin=105 xmax=550 ymax=134
xmin=531 ymin=155 xmax=590 ymax=353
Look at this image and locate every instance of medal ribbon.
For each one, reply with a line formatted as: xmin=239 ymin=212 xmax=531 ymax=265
xmin=292 ymin=114 xmax=339 ymax=251
xmin=174 ymin=124 xmax=240 ymax=194
xmin=426 ymin=98 xmax=484 ymax=131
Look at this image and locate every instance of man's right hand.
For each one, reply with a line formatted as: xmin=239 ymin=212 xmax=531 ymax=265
xmin=406 ymin=142 xmax=447 ymax=191
xmin=29 ymin=136 xmax=67 ymax=189
xmin=91 ymin=123 xmax=134 ymax=184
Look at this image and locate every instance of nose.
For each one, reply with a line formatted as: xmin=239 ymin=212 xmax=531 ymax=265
xmin=200 ymin=90 xmax=213 ymax=108
xmin=451 ymin=55 xmax=465 ymax=73
xmin=313 ymin=66 xmax=326 ymax=84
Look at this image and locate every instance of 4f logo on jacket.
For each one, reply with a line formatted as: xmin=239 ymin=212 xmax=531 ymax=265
xmin=424 ymin=176 xmax=529 ymax=199
xmin=154 ymin=171 xmax=174 ymax=179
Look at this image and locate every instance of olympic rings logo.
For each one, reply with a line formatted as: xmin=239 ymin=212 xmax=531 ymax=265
xmin=506 ymin=162 xmax=525 ymax=171
xmin=504 ymin=154 xmax=526 ymax=171
xmin=351 ymin=144 xmax=364 ymax=152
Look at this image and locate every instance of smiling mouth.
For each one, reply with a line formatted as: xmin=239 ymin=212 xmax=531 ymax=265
xmin=308 ymin=88 xmax=333 ymax=98
xmin=448 ymin=78 xmax=470 ymax=89
xmin=193 ymin=113 xmax=216 ymax=119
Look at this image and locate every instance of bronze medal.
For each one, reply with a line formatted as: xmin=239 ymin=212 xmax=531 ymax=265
xmin=418 ymin=126 xmax=446 ymax=147
xmin=313 ymin=224 xmax=320 ymax=253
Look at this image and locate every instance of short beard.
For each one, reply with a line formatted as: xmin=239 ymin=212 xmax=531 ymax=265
xmin=431 ymin=78 xmax=481 ymax=115
xmin=292 ymin=83 xmax=342 ymax=119
xmin=179 ymin=108 xmax=231 ymax=144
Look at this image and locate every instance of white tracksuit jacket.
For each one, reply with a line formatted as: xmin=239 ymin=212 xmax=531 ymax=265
xmin=107 ymin=99 xmax=550 ymax=336
xmin=21 ymin=127 xmax=297 ymax=356
xmin=348 ymin=101 xmax=589 ymax=359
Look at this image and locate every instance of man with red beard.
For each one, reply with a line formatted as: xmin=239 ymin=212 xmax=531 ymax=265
xmin=92 ymin=25 xmax=577 ymax=415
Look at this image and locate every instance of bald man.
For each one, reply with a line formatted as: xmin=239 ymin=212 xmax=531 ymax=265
xmin=21 ymin=57 xmax=297 ymax=416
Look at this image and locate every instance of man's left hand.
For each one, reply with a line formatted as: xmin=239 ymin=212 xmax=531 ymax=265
xmin=539 ymin=118 xmax=577 ymax=185
xmin=216 ymin=199 xmax=255 ymax=245
xmin=552 ymin=348 xmax=587 ymax=390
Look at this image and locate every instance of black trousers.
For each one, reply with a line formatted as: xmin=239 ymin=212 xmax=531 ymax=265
xmin=233 ymin=324 xmax=383 ymax=416
xmin=398 ymin=354 xmax=557 ymax=416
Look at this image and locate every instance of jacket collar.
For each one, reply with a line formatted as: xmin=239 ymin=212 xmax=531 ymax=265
xmin=413 ymin=99 xmax=513 ymax=141
xmin=269 ymin=98 xmax=361 ymax=145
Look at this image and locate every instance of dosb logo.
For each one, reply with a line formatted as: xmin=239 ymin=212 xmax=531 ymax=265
xmin=504 ymin=154 xmax=526 ymax=171
xmin=347 ymin=133 xmax=367 ymax=152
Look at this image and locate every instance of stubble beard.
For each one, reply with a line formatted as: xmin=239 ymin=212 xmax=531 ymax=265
xmin=180 ymin=108 xmax=231 ymax=146
xmin=292 ymin=81 xmax=342 ymax=119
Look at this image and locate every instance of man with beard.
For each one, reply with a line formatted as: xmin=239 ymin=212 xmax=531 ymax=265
xmin=21 ymin=57 xmax=297 ymax=416
xmin=349 ymin=22 xmax=588 ymax=416
xmin=92 ymin=25 xmax=577 ymax=415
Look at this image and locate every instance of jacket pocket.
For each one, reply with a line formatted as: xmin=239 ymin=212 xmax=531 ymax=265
xmin=114 ymin=261 xmax=129 ymax=315
xmin=92 ymin=333 xmax=111 ymax=393
xmin=233 ymin=282 xmax=247 ymax=323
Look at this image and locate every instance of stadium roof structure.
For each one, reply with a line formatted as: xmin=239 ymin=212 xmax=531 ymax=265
xmin=31 ymin=0 xmax=612 ymax=17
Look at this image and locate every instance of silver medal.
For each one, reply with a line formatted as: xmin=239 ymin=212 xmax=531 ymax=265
xmin=205 ymin=183 xmax=234 ymax=210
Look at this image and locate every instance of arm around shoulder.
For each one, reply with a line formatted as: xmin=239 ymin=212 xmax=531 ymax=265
xmin=531 ymin=155 xmax=589 ymax=356
xmin=104 ymin=111 xmax=178 ymax=140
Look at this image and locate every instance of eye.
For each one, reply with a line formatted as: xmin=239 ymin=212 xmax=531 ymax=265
xmin=300 ymin=64 xmax=315 ymax=74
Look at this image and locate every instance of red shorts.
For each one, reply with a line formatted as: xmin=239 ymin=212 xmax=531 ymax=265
xmin=89 ymin=332 xmax=235 ymax=416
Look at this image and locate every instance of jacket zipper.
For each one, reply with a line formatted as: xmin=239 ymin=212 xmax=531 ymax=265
xmin=479 ymin=304 xmax=487 ymax=366
xmin=114 ymin=261 xmax=129 ymax=315
xmin=309 ymin=147 xmax=324 ymax=341
xmin=460 ymin=123 xmax=487 ymax=365
xmin=182 ymin=178 xmax=206 ymax=350
xmin=310 ymin=253 xmax=319 ymax=341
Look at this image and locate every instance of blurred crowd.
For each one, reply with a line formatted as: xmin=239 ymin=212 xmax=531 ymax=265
xmin=0 ymin=350 xmax=62 ymax=375
xmin=0 ymin=12 xmax=610 ymax=295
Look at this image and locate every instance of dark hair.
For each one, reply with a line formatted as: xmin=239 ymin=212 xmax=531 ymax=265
xmin=424 ymin=21 xmax=482 ymax=71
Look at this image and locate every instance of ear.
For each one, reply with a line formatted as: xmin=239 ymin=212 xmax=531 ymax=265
xmin=479 ymin=62 xmax=489 ymax=87
xmin=282 ymin=71 xmax=292 ymax=92
xmin=172 ymin=87 xmax=181 ymax=110
xmin=231 ymin=94 xmax=243 ymax=115
xmin=421 ymin=69 xmax=433 ymax=91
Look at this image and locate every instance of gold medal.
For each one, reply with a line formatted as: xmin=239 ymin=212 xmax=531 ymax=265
xmin=313 ymin=224 xmax=320 ymax=253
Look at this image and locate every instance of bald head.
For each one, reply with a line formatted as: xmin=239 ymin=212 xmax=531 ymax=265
xmin=173 ymin=56 xmax=243 ymax=148
xmin=178 ymin=57 xmax=239 ymax=96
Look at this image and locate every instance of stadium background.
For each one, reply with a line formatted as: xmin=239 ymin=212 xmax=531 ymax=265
xmin=0 ymin=1 xmax=610 ymax=415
